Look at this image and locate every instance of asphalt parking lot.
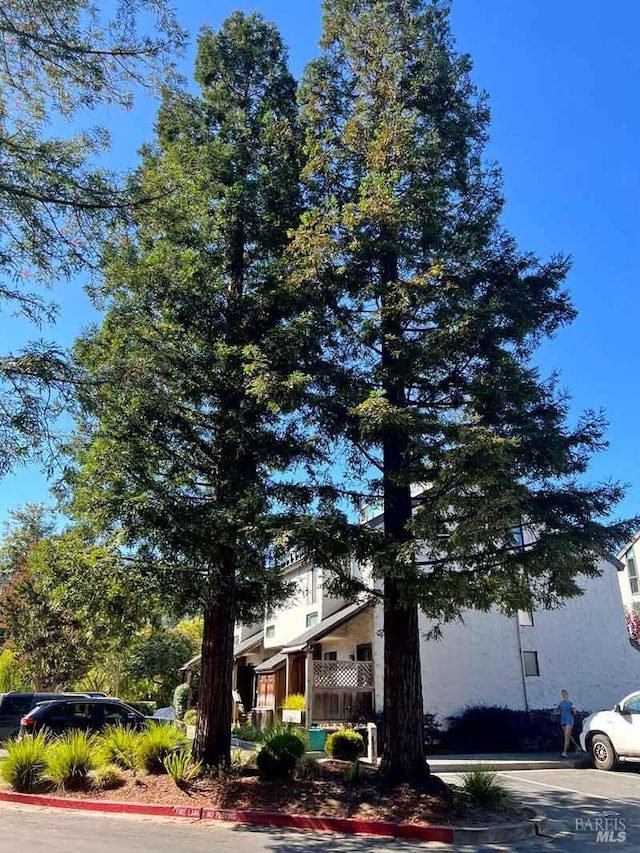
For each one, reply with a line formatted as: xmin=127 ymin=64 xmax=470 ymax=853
xmin=441 ymin=765 xmax=640 ymax=850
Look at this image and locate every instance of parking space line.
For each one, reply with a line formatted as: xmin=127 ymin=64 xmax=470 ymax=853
xmin=498 ymin=772 xmax=640 ymax=809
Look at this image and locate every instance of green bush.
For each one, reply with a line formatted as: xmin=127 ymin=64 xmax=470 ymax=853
xmin=461 ymin=765 xmax=514 ymax=809
xmin=137 ymin=723 xmax=187 ymax=774
xmin=256 ymin=731 xmax=306 ymax=781
xmin=163 ymin=750 xmax=201 ymax=787
xmin=325 ymin=729 xmax=365 ymax=762
xmin=295 ymin=754 xmax=320 ymax=781
xmin=183 ymin=708 xmax=197 ymax=726
xmin=1 ymin=733 xmax=48 ymax=792
xmin=172 ymin=684 xmax=190 ymax=720
xmin=441 ymin=705 xmax=590 ymax=753
xmin=45 ymin=731 xmax=98 ymax=790
xmin=95 ymin=724 xmax=140 ymax=770
xmin=232 ymin=723 xmax=261 ymax=742
xmin=90 ymin=763 xmax=125 ymax=791
xmin=124 ymin=700 xmax=157 ymax=717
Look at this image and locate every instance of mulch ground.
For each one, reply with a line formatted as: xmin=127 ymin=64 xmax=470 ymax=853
xmin=50 ymin=761 xmax=531 ymax=827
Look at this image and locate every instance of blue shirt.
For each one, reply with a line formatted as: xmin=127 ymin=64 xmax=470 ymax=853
xmin=558 ymin=699 xmax=574 ymax=726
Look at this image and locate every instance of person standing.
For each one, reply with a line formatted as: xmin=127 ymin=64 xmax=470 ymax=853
xmin=557 ymin=689 xmax=575 ymax=757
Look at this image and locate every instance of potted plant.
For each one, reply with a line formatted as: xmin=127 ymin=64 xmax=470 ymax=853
xmin=282 ymin=693 xmax=306 ymax=724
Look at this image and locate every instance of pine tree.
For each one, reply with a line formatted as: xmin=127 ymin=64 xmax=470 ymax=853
xmin=68 ymin=12 xmax=308 ymax=766
xmin=0 ymin=0 xmax=183 ymax=476
xmin=292 ymin=0 xmax=634 ymax=783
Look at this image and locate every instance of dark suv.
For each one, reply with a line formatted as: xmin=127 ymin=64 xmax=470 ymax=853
xmin=19 ymin=697 xmax=148 ymax=737
xmin=0 ymin=692 xmax=92 ymax=741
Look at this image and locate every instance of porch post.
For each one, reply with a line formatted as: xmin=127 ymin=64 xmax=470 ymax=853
xmin=285 ymin=654 xmax=290 ymax=697
xmin=305 ymin=649 xmax=314 ymax=726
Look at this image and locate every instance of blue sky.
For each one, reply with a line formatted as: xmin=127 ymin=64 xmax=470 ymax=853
xmin=1 ymin=0 xmax=638 ymax=529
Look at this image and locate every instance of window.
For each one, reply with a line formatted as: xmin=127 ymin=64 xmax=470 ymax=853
xmin=522 ymin=651 xmax=540 ymax=677
xmin=323 ymin=651 xmax=337 ymax=661
xmin=628 ymin=549 xmax=639 ymax=595
xmin=265 ymin=624 xmax=276 ymax=639
xmin=104 ymin=703 xmax=134 ymax=726
xmin=307 ymin=566 xmax=318 ymax=605
xmin=306 ymin=612 xmax=318 ymax=628
xmin=518 ymin=610 xmax=534 ymax=626
xmin=356 ymin=643 xmax=373 ymax=661
xmin=622 ymin=694 xmax=640 ymax=714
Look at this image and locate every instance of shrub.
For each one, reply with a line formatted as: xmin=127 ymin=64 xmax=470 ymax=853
xmin=45 ymin=731 xmax=98 ymax=790
xmin=163 ymin=750 xmax=201 ymax=786
xmin=232 ymin=723 xmax=261 ymax=742
xmin=325 ymin=729 xmax=365 ymax=762
xmin=124 ymin=700 xmax=157 ymax=717
xmin=1 ymin=733 xmax=48 ymax=792
xmin=461 ymin=765 xmax=514 ymax=809
xmin=441 ymin=705 xmax=590 ymax=753
xmin=257 ymin=731 xmax=306 ymax=781
xmin=137 ymin=723 xmax=187 ymax=773
xmin=183 ymin=708 xmax=197 ymax=726
xmin=295 ymin=754 xmax=320 ymax=781
xmin=95 ymin=724 xmax=140 ymax=770
xmin=0 ymin=649 xmax=24 ymax=693
xmin=173 ymin=684 xmax=190 ymax=720
xmin=282 ymin=694 xmax=305 ymax=711
xmin=90 ymin=763 xmax=125 ymax=791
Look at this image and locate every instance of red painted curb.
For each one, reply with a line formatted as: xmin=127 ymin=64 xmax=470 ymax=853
xmin=0 ymin=790 xmax=453 ymax=842
xmin=0 ymin=791 xmax=202 ymax=820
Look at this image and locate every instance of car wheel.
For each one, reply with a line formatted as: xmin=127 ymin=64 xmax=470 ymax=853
xmin=589 ymin=733 xmax=617 ymax=771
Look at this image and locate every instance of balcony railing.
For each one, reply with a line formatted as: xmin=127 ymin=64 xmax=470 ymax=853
xmin=313 ymin=660 xmax=374 ymax=690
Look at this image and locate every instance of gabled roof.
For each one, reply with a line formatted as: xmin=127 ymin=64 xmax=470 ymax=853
xmin=179 ymin=627 xmax=264 ymax=672
xmin=255 ymin=652 xmax=286 ymax=673
xmin=281 ymin=601 xmax=369 ymax=654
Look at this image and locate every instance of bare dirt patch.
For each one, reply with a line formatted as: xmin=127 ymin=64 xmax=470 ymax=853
xmin=51 ymin=761 xmax=530 ymax=827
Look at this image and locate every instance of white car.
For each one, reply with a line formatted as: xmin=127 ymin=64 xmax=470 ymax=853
xmin=580 ymin=691 xmax=640 ymax=770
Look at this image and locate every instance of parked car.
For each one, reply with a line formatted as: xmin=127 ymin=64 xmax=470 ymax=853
xmin=19 ymin=697 xmax=149 ymax=738
xmin=580 ymin=691 xmax=640 ymax=770
xmin=0 ymin=692 xmax=92 ymax=742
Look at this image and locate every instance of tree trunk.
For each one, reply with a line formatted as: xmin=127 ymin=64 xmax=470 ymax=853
xmin=378 ymin=245 xmax=427 ymax=784
xmin=193 ymin=566 xmax=236 ymax=766
xmin=380 ymin=578 xmax=426 ymax=783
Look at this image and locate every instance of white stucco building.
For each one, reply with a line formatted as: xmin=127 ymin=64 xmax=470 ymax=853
xmin=617 ymin=532 xmax=640 ymax=614
xmin=182 ymin=533 xmax=640 ymax=724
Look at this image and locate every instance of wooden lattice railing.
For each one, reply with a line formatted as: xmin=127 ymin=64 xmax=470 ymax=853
xmin=313 ymin=660 xmax=374 ymax=689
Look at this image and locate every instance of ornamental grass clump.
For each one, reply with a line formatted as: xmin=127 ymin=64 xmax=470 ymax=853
xmin=45 ymin=730 xmax=98 ymax=790
xmin=90 ymin=763 xmax=125 ymax=791
xmin=1 ymin=733 xmax=48 ymax=792
xmin=461 ymin=765 xmax=514 ymax=809
xmin=137 ymin=723 xmax=187 ymax=774
xmin=163 ymin=749 xmax=202 ymax=787
xmin=325 ymin=729 xmax=364 ymax=762
xmin=95 ymin=724 xmax=140 ymax=770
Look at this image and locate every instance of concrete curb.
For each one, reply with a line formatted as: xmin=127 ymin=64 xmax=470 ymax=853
xmin=0 ymin=790 xmax=545 ymax=843
xmin=430 ymin=758 xmax=589 ymax=772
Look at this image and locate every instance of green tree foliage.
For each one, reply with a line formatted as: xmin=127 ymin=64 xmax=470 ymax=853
xmin=123 ymin=629 xmax=195 ymax=708
xmin=291 ymin=0 xmax=635 ymax=782
xmin=0 ymin=502 xmax=56 ymax=585
xmin=67 ymin=12 xmax=308 ymax=765
xmin=0 ymin=528 xmax=154 ymax=689
xmin=0 ymin=0 xmax=184 ymax=476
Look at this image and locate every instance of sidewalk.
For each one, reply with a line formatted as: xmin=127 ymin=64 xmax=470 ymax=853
xmin=426 ymin=751 xmax=590 ymax=772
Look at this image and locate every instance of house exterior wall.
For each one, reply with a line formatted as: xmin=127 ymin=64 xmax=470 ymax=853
xmin=617 ymin=535 xmax=640 ymax=613
xmin=373 ymin=558 xmax=640 ymax=720
xmin=314 ymin=607 xmax=373 ymax=660
xmin=263 ymin=560 xmax=347 ymax=650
